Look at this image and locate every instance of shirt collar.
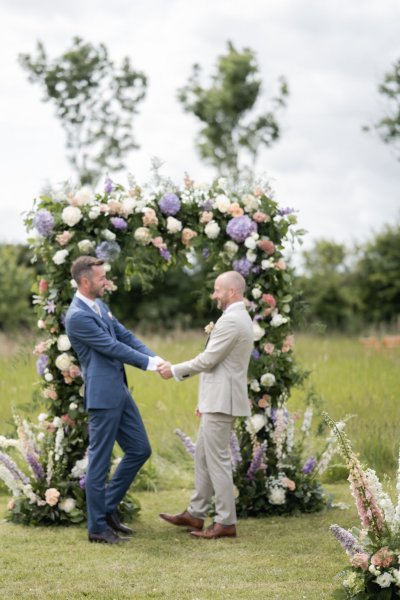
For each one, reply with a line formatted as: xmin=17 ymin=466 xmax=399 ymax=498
xmin=75 ymin=290 xmax=98 ymax=311
xmin=224 ymin=300 xmax=244 ymax=314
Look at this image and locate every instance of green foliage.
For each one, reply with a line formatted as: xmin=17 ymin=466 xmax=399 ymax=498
xmin=373 ymin=58 xmax=400 ymax=160
xmin=0 ymin=245 xmax=34 ymax=331
xmin=19 ymin=37 xmax=147 ymax=185
xmin=178 ymin=41 xmax=288 ymax=179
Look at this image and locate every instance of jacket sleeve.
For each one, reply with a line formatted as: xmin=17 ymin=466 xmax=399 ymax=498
xmin=173 ymin=317 xmax=237 ymax=379
xmin=67 ymin=312 xmax=150 ymax=370
xmin=112 ymin=316 xmax=155 ymax=357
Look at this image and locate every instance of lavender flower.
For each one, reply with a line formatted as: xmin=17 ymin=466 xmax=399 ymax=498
xmin=36 ymin=354 xmax=49 ymax=376
xmin=201 ymin=200 xmax=214 ymax=211
xmin=159 ymin=193 xmax=181 ymax=216
xmin=33 ymin=209 xmax=55 ymax=237
xmin=79 ymin=476 xmax=86 ymax=489
xmin=0 ymin=451 xmax=29 ymax=484
xmin=252 ymin=266 xmax=261 ymax=275
xmin=175 ymin=428 xmax=196 ymax=457
xmin=226 ymin=215 xmax=257 ymax=243
xmin=303 ymin=457 xmax=317 ymax=475
xmin=104 ymin=177 xmax=114 ymax=194
xmin=45 ymin=300 xmax=56 ymax=314
xmin=245 ymin=441 xmax=267 ymax=481
xmin=251 ymin=349 xmax=261 ymax=361
xmin=330 ymin=525 xmax=364 ymax=557
xmin=95 ymin=241 xmax=121 ymax=262
xmin=202 ymin=248 xmax=210 ymax=259
xmin=160 ymin=247 xmax=171 ymax=261
xmin=27 ymin=452 xmax=45 ymax=479
xmin=278 ymin=207 xmax=296 ymax=216
xmin=110 ymin=217 xmax=128 ymax=231
xmin=230 ymin=431 xmax=242 ymax=471
xmin=232 ymin=257 xmax=252 ymax=277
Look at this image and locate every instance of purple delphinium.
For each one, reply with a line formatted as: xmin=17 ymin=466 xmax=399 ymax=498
xmin=33 ymin=209 xmax=55 ymax=237
xmin=330 ymin=525 xmax=364 ymax=557
xmin=278 ymin=207 xmax=296 ymax=216
xmin=27 ymin=452 xmax=45 ymax=479
xmin=110 ymin=217 xmax=128 ymax=231
xmin=232 ymin=257 xmax=252 ymax=277
xmin=159 ymin=193 xmax=181 ymax=216
xmin=251 ymin=349 xmax=261 ymax=361
xmin=104 ymin=177 xmax=114 ymax=194
xmin=96 ymin=241 xmax=121 ymax=262
xmin=36 ymin=354 xmax=49 ymax=376
xmin=226 ymin=215 xmax=257 ymax=243
xmin=175 ymin=428 xmax=196 ymax=457
xmin=160 ymin=247 xmax=171 ymax=261
xmin=302 ymin=457 xmax=317 ymax=475
xmin=230 ymin=431 xmax=242 ymax=471
xmin=79 ymin=476 xmax=86 ymax=489
xmin=0 ymin=451 xmax=29 ymax=484
xmin=245 ymin=441 xmax=267 ymax=481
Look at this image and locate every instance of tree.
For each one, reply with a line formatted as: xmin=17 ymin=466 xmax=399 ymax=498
xmin=178 ymin=41 xmax=288 ymax=179
xmin=0 ymin=245 xmax=34 ymax=331
xmin=19 ymin=37 xmax=147 ymax=185
xmin=370 ymin=59 xmax=400 ymax=160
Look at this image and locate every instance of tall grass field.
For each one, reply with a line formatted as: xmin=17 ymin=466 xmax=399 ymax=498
xmin=1 ymin=331 xmax=400 ymax=598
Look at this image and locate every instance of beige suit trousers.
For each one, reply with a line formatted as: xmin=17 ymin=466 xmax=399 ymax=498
xmin=188 ymin=412 xmax=236 ymax=526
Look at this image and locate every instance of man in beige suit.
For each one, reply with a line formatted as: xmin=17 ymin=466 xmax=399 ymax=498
xmin=158 ymin=271 xmax=253 ymax=539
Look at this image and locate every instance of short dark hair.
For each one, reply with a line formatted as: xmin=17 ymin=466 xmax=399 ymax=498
xmin=71 ymin=256 xmax=105 ymax=284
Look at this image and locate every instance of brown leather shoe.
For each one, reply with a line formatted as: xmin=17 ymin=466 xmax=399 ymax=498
xmin=159 ymin=510 xmax=204 ymax=531
xmin=190 ymin=522 xmax=237 ymax=539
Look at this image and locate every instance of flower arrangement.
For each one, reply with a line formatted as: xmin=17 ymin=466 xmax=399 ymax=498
xmin=326 ymin=412 xmax=400 ymax=599
xmin=0 ymin=168 xmax=332 ymax=524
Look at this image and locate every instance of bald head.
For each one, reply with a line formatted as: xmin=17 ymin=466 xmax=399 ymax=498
xmin=212 ymin=271 xmax=246 ymax=310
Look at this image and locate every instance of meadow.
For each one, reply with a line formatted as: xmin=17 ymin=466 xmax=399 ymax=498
xmin=1 ymin=331 xmax=400 ymax=598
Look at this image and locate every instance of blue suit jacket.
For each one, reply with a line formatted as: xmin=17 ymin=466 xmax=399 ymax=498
xmin=65 ymin=296 xmax=155 ymax=409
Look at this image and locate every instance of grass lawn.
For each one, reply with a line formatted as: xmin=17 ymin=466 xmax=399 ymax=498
xmin=1 ymin=483 xmax=356 ymax=600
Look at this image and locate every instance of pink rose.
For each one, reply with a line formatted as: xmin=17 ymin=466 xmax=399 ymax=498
xmin=351 ymin=553 xmax=369 ymax=571
xmin=262 ymin=294 xmax=277 ymax=309
xmin=258 ymin=239 xmax=276 ymax=255
xmin=56 ymin=230 xmax=74 ymax=246
xmin=257 ymin=395 xmax=270 ymax=408
xmin=107 ymin=201 xmax=123 ymax=215
xmin=69 ymin=365 xmax=82 ymax=379
xmin=61 ymin=414 xmax=76 ymax=428
xmin=7 ymin=498 xmax=16 ymax=511
xmin=253 ymin=187 xmax=264 ymax=197
xmin=281 ymin=477 xmax=296 ymax=491
xmin=263 ymin=343 xmax=275 ymax=355
xmin=45 ymin=488 xmax=60 ymax=506
xmin=253 ymin=211 xmax=269 ymax=223
xmin=142 ymin=208 xmax=159 ymax=227
xmin=227 ymin=203 xmax=244 ymax=217
xmin=371 ymin=547 xmax=394 ymax=569
xmin=33 ymin=342 xmax=48 ymax=355
xmin=151 ymin=236 xmax=166 ymax=249
xmin=43 ymin=387 xmax=58 ymax=401
xmin=200 ymin=211 xmax=213 ymax=224
xmin=38 ymin=279 xmax=49 ymax=294
xmin=282 ymin=335 xmax=295 ymax=353
xmin=275 ymin=258 xmax=287 ymax=270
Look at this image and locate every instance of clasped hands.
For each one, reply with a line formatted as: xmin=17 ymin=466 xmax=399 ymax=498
xmin=157 ymin=360 xmax=173 ymax=379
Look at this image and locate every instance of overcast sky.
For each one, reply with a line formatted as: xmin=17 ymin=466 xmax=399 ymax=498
xmin=1 ymin=0 xmax=399 ymax=258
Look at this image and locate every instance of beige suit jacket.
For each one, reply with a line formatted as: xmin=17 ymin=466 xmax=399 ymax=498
xmin=173 ymin=302 xmax=254 ymax=417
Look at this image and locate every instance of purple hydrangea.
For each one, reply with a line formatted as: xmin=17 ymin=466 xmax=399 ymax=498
xmin=36 ymin=354 xmax=49 ymax=376
xmin=302 ymin=457 xmax=317 ymax=475
xmin=226 ymin=215 xmax=257 ymax=243
xmin=33 ymin=209 xmax=55 ymax=237
xmin=104 ymin=177 xmax=114 ymax=194
xmin=160 ymin=247 xmax=171 ymax=261
xmin=158 ymin=193 xmax=181 ymax=216
xmin=96 ymin=241 xmax=121 ymax=262
xmin=232 ymin=257 xmax=252 ymax=277
xmin=110 ymin=217 xmax=128 ymax=231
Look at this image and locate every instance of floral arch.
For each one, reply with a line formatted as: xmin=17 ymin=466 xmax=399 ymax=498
xmin=1 ymin=171 xmax=334 ymax=524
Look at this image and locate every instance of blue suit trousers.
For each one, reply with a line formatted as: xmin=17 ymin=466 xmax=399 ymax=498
xmin=85 ymin=387 xmax=151 ymax=534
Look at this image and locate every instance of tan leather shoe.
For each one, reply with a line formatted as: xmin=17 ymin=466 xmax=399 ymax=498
xmin=159 ymin=510 xmax=204 ymax=531
xmin=190 ymin=522 xmax=237 ymax=539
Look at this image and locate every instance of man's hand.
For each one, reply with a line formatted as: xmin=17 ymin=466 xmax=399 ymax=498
xmin=157 ymin=361 xmax=173 ymax=379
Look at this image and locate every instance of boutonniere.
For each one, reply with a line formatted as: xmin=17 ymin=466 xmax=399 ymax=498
xmin=204 ymin=321 xmax=215 ymax=335
xmin=107 ymin=311 xmax=113 ymax=320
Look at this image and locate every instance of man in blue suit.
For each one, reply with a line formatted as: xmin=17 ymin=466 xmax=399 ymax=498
xmin=65 ymin=256 xmax=162 ymax=544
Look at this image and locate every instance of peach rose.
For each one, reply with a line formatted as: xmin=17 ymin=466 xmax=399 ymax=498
xmin=200 ymin=211 xmax=213 ymax=224
xmin=262 ymin=294 xmax=277 ymax=309
xmin=275 ymin=258 xmax=287 ymax=270
xmin=45 ymin=488 xmax=60 ymax=506
xmin=351 ymin=553 xmax=369 ymax=571
xmin=257 ymin=395 xmax=271 ymax=409
xmin=258 ymin=239 xmax=276 ymax=255
xmin=69 ymin=365 xmax=82 ymax=379
xmin=371 ymin=547 xmax=394 ymax=569
xmin=107 ymin=201 xmax=123 ymax=215
xmin=151 ymin=236 xmax=166 ymax=249
xmin=56 ymin=230 xmax=74 ymax=246
xmin=252 ymin=211 xmax=270 ymax=223
xmin=282 ymin=335 xmax=295 ymax=353
xmin=43 ymin=387 xmax=58 ymax=401
xmin=181 ymin=228 xmax=198 ymax=246
xmin=253 ymin=187 xmax=264 ymax=197
xmin=61 ymin=414 xmax=76 ymax=428
xmin=227 ymin=202 xmax=244 ymax=217
xmin=142 ymin=208 xmax=159 ymax=227
xmin=281 ymin=477 xmax=296 ymax=491
xmin=7 ymin=498 xmax=16 ymax=511
xmin=263 ymin=342 xmax=275 ymax=355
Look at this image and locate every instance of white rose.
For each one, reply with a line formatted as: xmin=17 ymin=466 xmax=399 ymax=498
xmin=57 ymin=335 xmax=71 ymax=352
xmin=74 ymin=186 xmax=94 ymax=206
xmin=242 ymin=194 xmax=259 ymax=213
xmin=38 ymin=413 xmax=48 ymax=423
xmin=134 ymin=227 xmax=152 ymax=245
xmin=223 ymin=241 xmax=239 ymax=258
xmin=69 ymin=402 xmax=78 ymax=410
xmin=59 ymin=497 xmax=76 ymax=513
xmin=101 ymin=229 xmax=116 ymax=241
xmin=166 ymin=216 xmax=183 ymax=234
xmin=62 ymin=206 xmax=82 ymax=227
xmin=253 ymin=321 xmax=265 ymax=341
xmin=52 ymin=417 xmax=62 ymax=428
xmin=121 ymin=197 xmax=136 ymax=216
xmin=268 ymin=486 xmax=286 ymax=505
xmin=246 ymin=249 xmax=257 ymax=263
xmin=261 ymin=259 xmax=274 ymax=270
xmin=250 ymin=379 xmax=261 ymax=392
xmin=245 ymin=414 xmax=266 ymax=435
xmin=44 ymin=372 xmax=53 ymax=382
xmin=53 ymin=249 xmax=69 ymax=265
xmin=270 ymin=312 xmax=288 ymax=327
xmin=261 ymin=373 xmax=276 ymax=387
xmin=215 ymin=194 xmax=231 ymax=213
xmin=55 ymin=352 xmax=73 ymax=371
xmin=244 ymin=236 xmax=257 ymax=250
xmin=88 ymin=206 xmax=100 ymax=220
xmin=78 ymin=239 xmax=95 ymax=253
xmin=252 ymin=288 xmax=262 ymax=300
xmin=204 ymin=220 xmax=220 ymax=239
xmin=37 ymin=319 xmax=45 ymax=329
xmin=375 ymin=572 xmax=393 ymax=588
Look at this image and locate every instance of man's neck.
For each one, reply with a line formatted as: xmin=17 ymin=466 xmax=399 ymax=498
xmin=77 ymin=289 xmax=96 ymax=302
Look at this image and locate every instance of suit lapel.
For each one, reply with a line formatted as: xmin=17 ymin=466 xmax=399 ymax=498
xmin=73 ymin=297 xmax=111 ymax=335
